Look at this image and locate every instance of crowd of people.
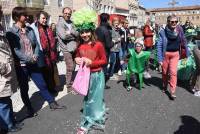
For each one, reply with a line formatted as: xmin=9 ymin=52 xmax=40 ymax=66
xmin=0 ymin=5 xmax=200 ymax=134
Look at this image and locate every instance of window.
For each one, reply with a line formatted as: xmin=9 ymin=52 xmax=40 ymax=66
xmin=192 ymin=16 xmax=194 ymax=20
xmin=197 ymin=16 xmax=199 ymax=20
xmin=44 ymin=0 xmax=49 ymax=5
xmin=1 ymin=14 xmax=11 ymax=31
xmin=47 ymin=16 xmax=51 ymax=25
xmin=58 ymin=0 xmax=64 ymax=7
xmin=26 ymin=0 xmax=32 ymax=4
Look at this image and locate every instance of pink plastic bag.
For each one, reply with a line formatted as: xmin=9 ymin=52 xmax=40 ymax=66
xmin=72 ymin=61 xmax=90 ymax=96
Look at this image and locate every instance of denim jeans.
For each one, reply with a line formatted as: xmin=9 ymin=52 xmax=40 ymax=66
xmin=15 ymin=64 xmax=54 ymax=110
xmin=119 ymin=47 xmax=127 ymax=71
xmin=0 ymin=97 xmax=14 ymax=130
xmin=108 ymin=52 xmax=119 ymax=77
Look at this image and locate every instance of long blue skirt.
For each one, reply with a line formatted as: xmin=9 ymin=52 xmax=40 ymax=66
xmin=80 ymin=70 xmax=106 ymax=130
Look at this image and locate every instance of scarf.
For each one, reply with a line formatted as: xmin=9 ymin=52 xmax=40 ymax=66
xmin=165 ymin=26 xmax=179 ymax=40
xmin=38 ymin=25 xmax=57 ymax=67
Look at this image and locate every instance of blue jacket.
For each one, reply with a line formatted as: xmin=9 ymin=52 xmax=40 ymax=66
xmin=157 ymin=26 xmax=189 ymax=62
xmin=6 ymin=25 xmax=40 ymax=65
xmin=30 ymin=22 xmax=46 ymax=67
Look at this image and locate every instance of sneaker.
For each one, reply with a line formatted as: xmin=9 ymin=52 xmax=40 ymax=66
xmin=8 ymin=126 xmax=22 ymax=133
xmin=77 ymin=127 xmax=88 ymax=134
xmin=127 ymin=86 xmax=133 ymax=91
xmin=192 ymin=88 xmax=199 ymax=94
xmin=144 ymin=71 xmax=151 ymax=79
xmin=109 ymin=75 xmax=119 ymax=80
xmin=118 ymin=70 xmax=122 ymax=76
xmin=49 ymin=101 xmax=66 ymax=110
xmin=170 ymin=93 xmax=177 ymax=100
xmin=194 ymin=90 xmax=200 ymax=97
xmin=192 ymin=88 xmax=196 ymax=93
xmin=27 ymin=109 xmax=38 ymax=118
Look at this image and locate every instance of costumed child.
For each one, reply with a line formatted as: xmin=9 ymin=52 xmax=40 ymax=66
xmin=72 ymin=8 xmax=107 ymax=134
xmin=126 ymin=39 xmax=151 ymax=91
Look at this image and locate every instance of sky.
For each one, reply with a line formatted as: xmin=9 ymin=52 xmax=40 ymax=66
xmin=139 ymin=0 xmax=200 ymax=9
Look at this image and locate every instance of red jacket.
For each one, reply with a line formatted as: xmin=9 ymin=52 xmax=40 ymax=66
xmin=143 ymin=25 xmax=154 ymax=48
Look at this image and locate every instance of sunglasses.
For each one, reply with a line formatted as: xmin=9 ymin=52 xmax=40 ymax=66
xmin=170 ymin=21 xmax=178 ymax=24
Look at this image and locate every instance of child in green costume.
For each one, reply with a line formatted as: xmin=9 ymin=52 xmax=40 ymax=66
xmin=126 ymin=40 xmax=151 ymax=91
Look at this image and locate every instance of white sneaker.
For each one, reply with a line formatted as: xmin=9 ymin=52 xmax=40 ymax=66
xmin=144 ymin=71 xmax=151 ymax=79
xmin=109 ymin=75 xmax=119 ymax=80
xmin=118 ymin=70 xmax=122 ymax=76
xmin=194 ymin=91 xmax=200 ymax=97
xmin=127 ymin=86 xmax=133 ymax=91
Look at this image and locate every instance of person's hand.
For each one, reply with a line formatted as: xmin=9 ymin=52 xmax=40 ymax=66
xmin=32 ymin=55 xmax=38 ymax=61
xmin=75 ymin=57 xmax=82 ymax=65
xmin=83 ymin=57 xmax=92 ymax=67
xmin=120 ymin=60 xmax=124 ymax=65
xmin=30 ymin=55 xmax=38 ymax=63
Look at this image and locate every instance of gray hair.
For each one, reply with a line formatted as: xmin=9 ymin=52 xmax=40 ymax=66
xmin=167 ymin=14 xmax=178 ymax=22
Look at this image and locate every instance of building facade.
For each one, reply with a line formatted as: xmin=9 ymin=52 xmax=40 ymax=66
xmin=149 ymin=5 xmax=200 ymax=26
xmin=1 ymin=0 xmax=44 ymax=30
xmin=128 ymin=0 xmax=147 ymax=27
xmin=73 ymin=0 xmax=115 ymax=14
xmin=43 ymin=0 xmax=72 ymax=24
xmin=1 ymin=0 xmax=148 ymax=29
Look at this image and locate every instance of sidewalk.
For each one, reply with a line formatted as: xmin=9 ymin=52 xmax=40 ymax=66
xmin=11 ymin=61 xmax=69 ymax=112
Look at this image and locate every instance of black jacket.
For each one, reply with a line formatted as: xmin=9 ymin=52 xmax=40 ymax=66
xmin=95 ymin=23 xmax=113 ymax=55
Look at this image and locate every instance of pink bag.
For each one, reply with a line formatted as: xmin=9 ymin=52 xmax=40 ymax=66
xmin=72 ymin=61 xmax=90 ymax=96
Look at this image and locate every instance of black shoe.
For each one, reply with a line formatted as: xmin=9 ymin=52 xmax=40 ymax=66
xmin=105 ymin=85 xmax=110 ymax=89
xmin=8 ymin=126 xmax=22 ymax=133
xmin=27 ymin=109 xmax=38 ymax=118
xmin=49 ymin=101 xmax=66 ymax=110
xmin=14 ymin=122 xmax=24 ymax=128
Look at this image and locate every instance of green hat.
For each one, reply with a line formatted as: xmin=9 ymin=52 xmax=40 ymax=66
xmin=185 ymin=29 xmax=197 ymax=37
xmin=72 ymin=8 xmax=97 ymax=32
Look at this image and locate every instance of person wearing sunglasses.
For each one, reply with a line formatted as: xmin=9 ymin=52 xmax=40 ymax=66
xmin=157 ymin=14 xmax=189 ymax=100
